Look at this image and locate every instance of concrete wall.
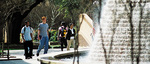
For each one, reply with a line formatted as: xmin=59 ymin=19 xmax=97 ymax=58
xmin=78 ymin=14 xmax=93 ymax=47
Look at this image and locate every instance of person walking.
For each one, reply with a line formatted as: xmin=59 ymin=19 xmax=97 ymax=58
xmin=66 ymin=23 xmax=75 ymax=51
xmin=21 ymin=21 xmax=33 ymax=59
xmin=58 ymin=22 xmax=68 ymax=51
xmin=37 ymin=16 xmax=49 ymax=56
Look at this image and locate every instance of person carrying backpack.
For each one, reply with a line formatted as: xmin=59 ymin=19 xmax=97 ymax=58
xmin=21 ymin=21 xmax=33 ymax=59
xmin=58 ymin=22 xmax=68 ymax=51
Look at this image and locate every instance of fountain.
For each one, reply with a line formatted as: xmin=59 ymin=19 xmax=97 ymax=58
xmin=38 ymin=0 xmax=150 ymax=64
xmin=88 ymin=0 xmax=150 ymax=64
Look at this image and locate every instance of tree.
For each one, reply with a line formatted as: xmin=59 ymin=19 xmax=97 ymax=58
xmin=53 ymin=0 xmax=93 ymax=23
xmin=107 ymin=0 xmax=121 ymax=64
xmin=97 ymin=0 xmax=108 ymax=63
xmin=137 ymin=0 xmax=146 ymax=64
xmin=48 ymin=0 xmax=60 ymax=29
xmin=0 ymin=0 xmax=44 ymax=44
xmin=120 ymin=0 xmax=136 ymax=64
xmin=120 ymin=0 xmax=147 ymax=64
xmin=53 ymin=0 xmax=93 ymax=64
xmin=25 ymin=0 xmax=70 ymax=30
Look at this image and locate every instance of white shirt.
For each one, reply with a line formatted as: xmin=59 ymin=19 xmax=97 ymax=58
xmin=70 ymin=28 xmax=74 ymax=39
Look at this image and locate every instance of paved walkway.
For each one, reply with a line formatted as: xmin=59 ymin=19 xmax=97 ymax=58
xmin=0 ymin=48 xmax=70 ymax=64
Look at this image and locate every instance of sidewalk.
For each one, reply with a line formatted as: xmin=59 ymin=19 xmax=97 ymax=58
xmin=0 ymin=49 xmax=66 ymax=64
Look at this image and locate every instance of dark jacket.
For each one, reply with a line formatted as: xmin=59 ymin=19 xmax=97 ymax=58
xmin=66 ymin=28 xmax=75 ymax=40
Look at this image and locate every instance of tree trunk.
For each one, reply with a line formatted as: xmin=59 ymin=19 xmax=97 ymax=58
xmin=6 ymin=0 xmax=44 ymax=44
xmin=129 ymin=2 xmax=134 ymax=64
xmin=10 ymin=12 xmax=23 ymax=44
xmin=6 ymin=21 xmax=12 ymax=43
xmin=137 ymin=1 xmax=146 ymax=64
xmin=0 ymin=25 xmax=4 ymax=42
xmin=98 ymin=0 xmax=108 ymax=64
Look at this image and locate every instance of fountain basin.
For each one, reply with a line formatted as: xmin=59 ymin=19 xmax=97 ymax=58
xmin=37 ymin=48 xmax=89 ymax=64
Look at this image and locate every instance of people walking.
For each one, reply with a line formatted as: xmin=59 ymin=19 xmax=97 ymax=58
xmin=66 ymin=23 xmax=75 ymax=51
xmin=37 ymin=16 xmax=49 ymax=56
xmin=58 ymin=22 xmax=68 ymax=51
xmin=21 ymin=21 xmax=33 ymax=59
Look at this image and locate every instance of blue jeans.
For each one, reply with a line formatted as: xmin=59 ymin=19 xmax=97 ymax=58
xmin=37 ymin=36 xmax=49 ymax=54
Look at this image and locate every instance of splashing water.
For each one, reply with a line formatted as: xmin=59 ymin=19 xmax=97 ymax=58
xmin=88 ymin=0 xmax=150 ymax=64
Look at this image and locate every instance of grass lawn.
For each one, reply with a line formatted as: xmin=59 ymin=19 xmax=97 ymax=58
xmin=50 ymin=45 xmax=61 ymax=49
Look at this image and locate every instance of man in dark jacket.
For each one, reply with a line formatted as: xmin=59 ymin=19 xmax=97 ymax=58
xmin=66 ymin=23 xmax=75 ymax=51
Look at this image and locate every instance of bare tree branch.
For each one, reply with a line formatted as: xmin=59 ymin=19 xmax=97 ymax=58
xmin=22 ymin=0 xmax=44 ymax=18
xmin=137 ymin=0 xmax=147 ymax=64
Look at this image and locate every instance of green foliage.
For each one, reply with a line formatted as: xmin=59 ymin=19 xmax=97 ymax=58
xmin=53 ymin=0 xmax=93 ymax=26
xmin=49 ymin=30 xmax=58 ymax=42
xmin=53 ymin=0 xmax=80 ymax=18
xmin=0 ymin=50 xmax=2 ymax=53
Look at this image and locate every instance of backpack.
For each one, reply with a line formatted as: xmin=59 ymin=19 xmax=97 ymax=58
xmin=61 ymin=27 xmax=67 ymax=38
